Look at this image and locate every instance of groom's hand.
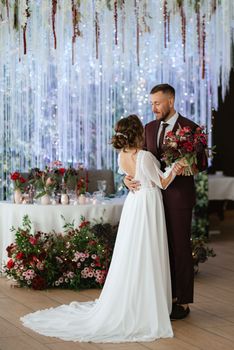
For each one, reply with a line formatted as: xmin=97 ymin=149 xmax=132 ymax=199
xmin=124 ymin=175 xmax=141 ymax=192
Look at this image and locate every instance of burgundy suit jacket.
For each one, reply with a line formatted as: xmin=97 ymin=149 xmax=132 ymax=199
xmin=144 ymin=114 xmax=208 ymax=209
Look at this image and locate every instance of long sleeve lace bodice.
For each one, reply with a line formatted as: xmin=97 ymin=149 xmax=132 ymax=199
xmin=119 ymin=150 xmax=176 ymax=190
xmin=138 ymin=150 xmax=176 ymax=190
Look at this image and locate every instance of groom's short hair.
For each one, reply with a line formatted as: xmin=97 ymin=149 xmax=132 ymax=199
xmin=150 ymin=84 xmax=175 ymax=98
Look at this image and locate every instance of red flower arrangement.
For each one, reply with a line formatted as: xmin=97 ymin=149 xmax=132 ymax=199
xmin=162 ymin=126 xmax=208 ymax=175
xmin=10 ymin=172 xmax=27 ymax=191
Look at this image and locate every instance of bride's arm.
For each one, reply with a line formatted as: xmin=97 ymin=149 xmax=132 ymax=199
xmin=142 ymin=152 xmax=182 ymax=189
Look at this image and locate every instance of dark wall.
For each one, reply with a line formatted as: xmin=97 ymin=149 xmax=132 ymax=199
xmin=211 ymin=66 xmax=234 ymax=176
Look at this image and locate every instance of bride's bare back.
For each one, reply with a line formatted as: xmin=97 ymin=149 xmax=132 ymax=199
xmin=119 ymin=149 xmax=139 ymax=177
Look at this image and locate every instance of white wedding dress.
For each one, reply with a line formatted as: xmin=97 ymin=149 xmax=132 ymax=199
xmin=21 ymin=150 xmax=175 ymax=343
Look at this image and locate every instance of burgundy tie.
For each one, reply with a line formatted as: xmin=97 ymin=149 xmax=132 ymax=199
xmin=158 ymin=122 xmax=168 ymax=156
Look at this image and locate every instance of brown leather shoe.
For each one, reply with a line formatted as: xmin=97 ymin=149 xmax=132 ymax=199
xmin=170 ymin=304 xmax=190 ymax=320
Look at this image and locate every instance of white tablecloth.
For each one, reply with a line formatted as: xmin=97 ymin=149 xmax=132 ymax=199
xmin=208 ymin=174 xmax=234 ymax=201
xmin=0 ymin=197 xmax=125 ymax=267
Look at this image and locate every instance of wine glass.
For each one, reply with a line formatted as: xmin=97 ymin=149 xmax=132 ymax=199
xmin=97 ymin=180 xmax=107 ymax=198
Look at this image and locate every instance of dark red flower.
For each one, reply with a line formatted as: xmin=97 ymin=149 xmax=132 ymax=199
xmin=79 ymin=220 xmax=90 ymax=229
xmin=6 ymin=243 xmax=17 ymax=257
xmin=10 ymin=172 xmax=20 ymax=181
xmin=58 ymin=168 xmax=66 ymax=175
xmin=7 ymin=259 xmax=14 ymax=269
xmin=19 ymin=176 xmax=26 ymax=183
xmin=16 ymin=252 xmax=24 ymax=260
xmin=29 ymin=237 xmax=37 ymax=245
xmin=183 ymin=142 xmax=193 ymax=152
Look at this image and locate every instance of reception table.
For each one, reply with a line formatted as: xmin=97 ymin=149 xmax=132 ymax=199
xmin=0 ymin=197 xmax=125 ymax=267
xmin=208 ymin=174 xmax=234 ymax=201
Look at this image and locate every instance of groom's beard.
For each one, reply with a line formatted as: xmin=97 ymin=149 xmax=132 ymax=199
xmin=155 ymin=108 xmax=171 ymax=122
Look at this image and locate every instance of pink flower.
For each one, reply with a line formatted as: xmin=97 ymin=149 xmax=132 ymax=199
xmin=29 ymin=237 xmax=37 ymax=245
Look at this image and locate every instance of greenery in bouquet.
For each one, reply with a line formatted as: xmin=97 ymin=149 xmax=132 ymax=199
xmin=162 ymin=126 xmax=208 ymax=175
xmin=3 ymin=215 xmax=118 ymax=290
xmin=10 ymin=171 xmax=27 ymax=191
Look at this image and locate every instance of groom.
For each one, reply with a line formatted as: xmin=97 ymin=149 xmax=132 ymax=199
xmin=125 ymin=84 xmax=207 ymax=320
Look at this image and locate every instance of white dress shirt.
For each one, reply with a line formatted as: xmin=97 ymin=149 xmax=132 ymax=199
xmin=157 ymin=112 xmax=179 ymax=147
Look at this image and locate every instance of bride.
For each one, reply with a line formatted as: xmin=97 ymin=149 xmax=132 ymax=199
xmin=21 ymin=115 xmax=184 ymax=343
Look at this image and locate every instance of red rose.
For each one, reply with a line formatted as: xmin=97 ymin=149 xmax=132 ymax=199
xmin=58 ymin=168 xmax=66 ymax=175
xmin=19 ymin=176 xmax=26 ymax=183
xmin=79 ymin=220 xmax=90 ymax=229
xmin=7 ymin=259 xmax=14 ymax=269
xmin=16 ymin=252 xmax=24 ymax=260
xmin=10 ymin=172 xmax=20 ymax=181
xmin=183 ymin=142 xmax=193 ymax=152
xmin=166 ymin=131 xmax=174 ymax=138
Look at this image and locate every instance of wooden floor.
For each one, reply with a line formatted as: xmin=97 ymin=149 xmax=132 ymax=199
xmin=0 ymin=211 xmax=234 ymax=350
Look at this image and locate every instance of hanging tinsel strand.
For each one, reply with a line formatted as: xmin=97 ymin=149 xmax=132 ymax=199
xmin=52 ymin=0 xmax=57 ymax=50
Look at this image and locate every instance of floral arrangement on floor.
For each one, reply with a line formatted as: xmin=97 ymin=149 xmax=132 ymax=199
xmin=3 ymin=208 xmax=216 ymax=290
xmin=3 ymin=215 xmax=118 ymax=290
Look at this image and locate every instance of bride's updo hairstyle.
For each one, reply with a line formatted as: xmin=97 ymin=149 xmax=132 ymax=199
xmin=111 ymin=114 xmax=144 ymax=151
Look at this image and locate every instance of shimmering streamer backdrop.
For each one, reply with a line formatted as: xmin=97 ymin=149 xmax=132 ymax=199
xmin=0 ymin=0 xmax=233 ymax=199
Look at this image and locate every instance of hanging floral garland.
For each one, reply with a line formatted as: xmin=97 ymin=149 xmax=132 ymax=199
xmin=52 ymin=0 xmax=57 ymax=50
xmin=201 ymin=14 xmax=206 ymax=79
xmin=0 ymin=0 xmax=221 ymax=76
xmin=71 ymin=0 xmax=82 ymax=64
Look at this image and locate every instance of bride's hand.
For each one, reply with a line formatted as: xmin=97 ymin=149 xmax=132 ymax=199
xmin=177 ymin=158 xmax=189 ymax=167
xmin=173 ymin=163 xmax=184 ymax=175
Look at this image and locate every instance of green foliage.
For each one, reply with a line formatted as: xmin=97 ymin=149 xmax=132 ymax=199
xmin=191 ymin=172 xmax=215 ymax=269
xmin=192 ymin=172 xmax=208 ymax=237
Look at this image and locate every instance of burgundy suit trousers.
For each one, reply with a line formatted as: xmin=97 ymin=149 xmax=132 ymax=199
xmin=164 ymin=205 xmax=194 ymax=304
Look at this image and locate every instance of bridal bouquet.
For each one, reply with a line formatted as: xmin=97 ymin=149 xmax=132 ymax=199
xmin=162 ymin=126 xmax=208 ymax=176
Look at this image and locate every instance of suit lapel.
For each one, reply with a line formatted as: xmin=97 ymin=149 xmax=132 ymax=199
xmin=172 ymin=114 xmax=183 ymax=133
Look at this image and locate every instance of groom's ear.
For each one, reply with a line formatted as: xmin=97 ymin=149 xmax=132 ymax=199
xmin=168 ymin=96 xmax=174 ymax=108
